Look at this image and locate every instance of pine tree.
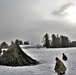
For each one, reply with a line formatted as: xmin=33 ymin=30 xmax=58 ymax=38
xmin=43 ymin=33 xmax=50 ymax=48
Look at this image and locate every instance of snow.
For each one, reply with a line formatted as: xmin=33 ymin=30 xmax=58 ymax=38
xmin=0 ymin=48 xmax=8 ymax=56
xmin=0 ymin=47 xmax=76 ymax=75
xmin=1 ymin=48 xmax=8 ymax=51
xmin=19 ymin=45 xmax=36 ymax=48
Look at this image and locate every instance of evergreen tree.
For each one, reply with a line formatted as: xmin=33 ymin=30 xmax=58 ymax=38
xmin=15 ymin=39 xmax=19 ymax=45
xmin=0 ymin=42 xmax=8 ymax=48
xmin=60 ymin=35 xmax=70 ymax=47
xmin=51 ymin=34 xmax=57 ymax=47
xmin=11 ymin=40 xmax=14 ymax=45
xmin=56 ymin=34 xmax=62 ymax=47
xmin=51 ymin=34 xmax=62 ymax=48
xmin=24 ymin=41 xmax=29 ymax=45
xmin=15 ymin=39 xmax=23 ymax=45
xmin=43 ymin=33 xmax=50 ymax=48
xmin=19 ymin=40 xmax=23 ymax=45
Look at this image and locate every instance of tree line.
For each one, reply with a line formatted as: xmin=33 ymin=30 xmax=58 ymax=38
xmin=11 ymin=39 xmax=29 ymax=45
xmin=0 ymin=39 xmax=30 ymax=54
xmin=0 ymin=39 xmax=29 ymax=49
xmin=0 ymin=34 xmax=76 ymax=50
xmin=43 ymin=33 xmax=76 ymax=48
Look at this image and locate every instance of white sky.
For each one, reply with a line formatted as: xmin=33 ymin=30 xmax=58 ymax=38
xmin=0 ymin=0 xmax=76 ymax=44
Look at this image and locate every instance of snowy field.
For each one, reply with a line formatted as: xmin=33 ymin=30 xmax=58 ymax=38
xmin=0 ymin=47 xmax=76 ymax=75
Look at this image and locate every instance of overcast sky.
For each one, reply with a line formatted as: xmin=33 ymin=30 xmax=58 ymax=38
xmin=0 ymin=0 xmax=76 ymax=44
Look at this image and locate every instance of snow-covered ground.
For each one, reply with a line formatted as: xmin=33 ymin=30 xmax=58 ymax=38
xmin=0 ymin=47 xmax=76 ymax=75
